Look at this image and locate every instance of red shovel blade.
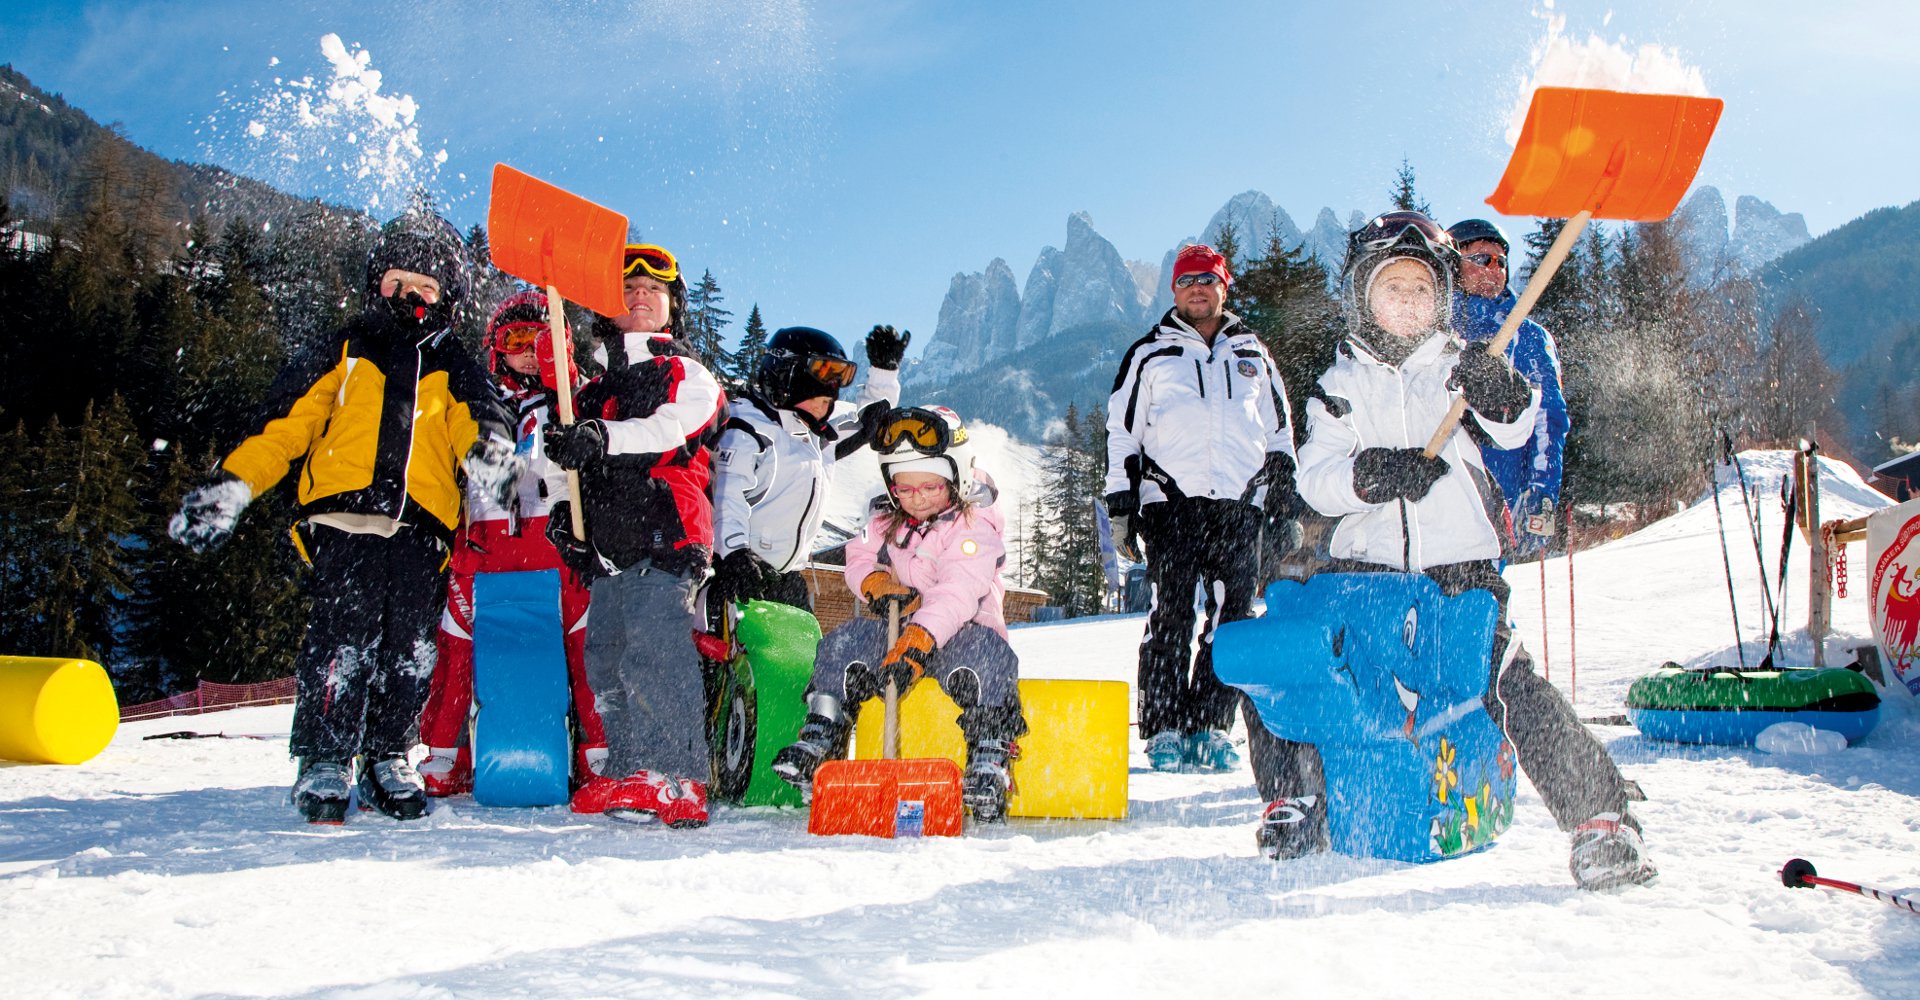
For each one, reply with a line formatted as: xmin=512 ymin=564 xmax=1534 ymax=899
xmin=1488 ymin=87 xmax=1724 ymax=222
xmin=485 ymin=164 xmax=629 ymax=318
xmin=807 ymin=758 xmax=964 ymax=838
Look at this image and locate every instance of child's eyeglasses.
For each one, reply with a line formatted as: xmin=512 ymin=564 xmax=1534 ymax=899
xmin=889 ymin=482 xmax=952 ymax=499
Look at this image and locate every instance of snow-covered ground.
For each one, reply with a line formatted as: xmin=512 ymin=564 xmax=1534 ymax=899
xmin=5 ymin=452 xmax=1920 ymax=999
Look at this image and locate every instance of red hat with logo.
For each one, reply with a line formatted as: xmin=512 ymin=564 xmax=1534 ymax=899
xmin=1171 ymin=244 xmax=1232 ymax=289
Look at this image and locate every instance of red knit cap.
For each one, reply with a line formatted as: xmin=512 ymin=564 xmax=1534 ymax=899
xmin=1171 ymin=244 xmax=1232 ymax=289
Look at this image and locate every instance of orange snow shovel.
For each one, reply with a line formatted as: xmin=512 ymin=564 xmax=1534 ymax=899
xmin=808 ymin=605 xmax=965 ymax=837
xmin=1423 ymin=86 xmax=1724 ymax=456
xmin=485 ymin=164 xmax=630 ymax=538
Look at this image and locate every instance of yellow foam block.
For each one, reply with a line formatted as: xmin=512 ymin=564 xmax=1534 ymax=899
xmin=854 ymin=678 xmax=1128 ymax=820
xmin=0 ymin=656 xmax=120 ymax=765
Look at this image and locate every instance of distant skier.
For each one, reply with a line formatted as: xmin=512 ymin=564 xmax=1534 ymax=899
xmin=1447 ymin=218 xmax=1568 ymax=555
xmin=168 ymin=210 xmax=521 ymax=825
xmin=769 ymin=406 xmax=1028 ymax=823
xmin=415 ymin=290 xmax=605 ymax=796
xmin=541 ymin=243 xmax=726 ymax=828
xmin=706 ymin=323 xmax=906 ymax=623
xmin=1258 ymin=211 xmax=1655 ymax=890
xmin=1102 ymin=244 xmax=1305 ymax=773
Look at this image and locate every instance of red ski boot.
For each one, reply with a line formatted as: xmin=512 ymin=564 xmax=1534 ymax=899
xmin=418 ymin=745 xmax=472 ymax=798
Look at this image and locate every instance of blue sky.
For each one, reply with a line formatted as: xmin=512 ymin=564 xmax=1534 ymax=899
xmin=3 ymin=1 xmax=1915 ymax=352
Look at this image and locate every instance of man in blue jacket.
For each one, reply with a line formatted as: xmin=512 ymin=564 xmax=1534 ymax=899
xmin=1447 ymin=219 xmax=1569 ymax=554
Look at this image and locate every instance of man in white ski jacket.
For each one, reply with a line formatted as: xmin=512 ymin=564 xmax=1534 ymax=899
xmin=709 ymin=325 xmax=905 ymax=617
xmin=1103 ymin=243 xmax=1304 ymax=773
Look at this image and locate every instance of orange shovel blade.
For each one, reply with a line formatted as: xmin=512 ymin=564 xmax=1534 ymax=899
xmin=807 ymin=758 xmax=964 ymax=838
xmin=1488 ymin=87 xmax=1724 ymax=222
xmin=486 ymin=164 xmax=629 ymax=318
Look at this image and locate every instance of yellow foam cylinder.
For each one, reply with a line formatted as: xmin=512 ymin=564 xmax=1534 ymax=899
xmin=0 ymin=656 xmax=120 ymax=764
xmin=855 ymin=678 xmax=1129 ymax=820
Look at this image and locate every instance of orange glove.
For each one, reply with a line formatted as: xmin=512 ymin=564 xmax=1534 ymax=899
xmin=859 ymin=570 xmax=922 ymax=618
xmin=878 ymin=623 xmax=936 ymax=693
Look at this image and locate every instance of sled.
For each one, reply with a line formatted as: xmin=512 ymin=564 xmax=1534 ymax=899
xmin=1625 ymin=663 xmax=1880 ymax=747
xmin=809 ymin=607 xmax=964 ymax=838
xmin=851 ymin=679 xmax=1129 ymax=820
xmin=470 ymin=570 xmax=573 ymax=807
xmin=1426 ymin=86 xmax=1725 ymax=456
xmin=706 ymin=600 xmax=820 ymax=807
xmin=1214 ymin=574 xmax=1517 ymax=863
xmin=486 ymin=164 xmax=629 ymax=540
xmin=0 ymin=656 xmax=118 ymax=765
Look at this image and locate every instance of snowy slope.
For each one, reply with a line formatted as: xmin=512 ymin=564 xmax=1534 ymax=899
xmin=4 ymin=453 xmax=1920 ymax=999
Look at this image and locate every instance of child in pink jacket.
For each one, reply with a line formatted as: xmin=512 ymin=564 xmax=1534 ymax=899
xmin=771 ymin=406 xmax=1026 ymax=822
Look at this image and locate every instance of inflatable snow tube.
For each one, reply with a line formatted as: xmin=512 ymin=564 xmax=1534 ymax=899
xmin=1625 ymin=664 xmax=1880 ymax=747
xmin=0 ymin=656 xmax=119 ymax=764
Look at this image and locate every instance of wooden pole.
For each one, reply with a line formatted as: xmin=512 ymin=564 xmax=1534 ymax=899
xmin=1804 ymin=430 xmax=1829 ymax=668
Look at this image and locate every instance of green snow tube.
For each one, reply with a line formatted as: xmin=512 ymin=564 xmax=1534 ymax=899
xmin=1625 ymin=663 xmax=1880 ymax=746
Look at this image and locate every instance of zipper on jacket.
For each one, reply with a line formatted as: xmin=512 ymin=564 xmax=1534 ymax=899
xmin=1194 ymin=359 xmax=1206 ymax=398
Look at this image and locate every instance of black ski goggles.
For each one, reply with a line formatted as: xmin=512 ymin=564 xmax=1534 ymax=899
xmin=1349 ymin=212 xmax=1455 ymax=258
xmin=621 ymin=243 xmax=679 ymax=283
xmin=876 ymin=407 xmax=966 ymax=455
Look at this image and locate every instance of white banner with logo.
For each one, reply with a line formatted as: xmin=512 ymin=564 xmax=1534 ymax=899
xmin=1866 ymin=496 xmax=1920 ymax=697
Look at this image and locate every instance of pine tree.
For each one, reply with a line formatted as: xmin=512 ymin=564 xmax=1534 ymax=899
xmin=27 ymin=397 xmax=144 ymax=662
xmin=1237 ymin=230 xmax=1341 ymax=428
xmin=1388 ymin=158 xmax=1432 ymax=216
xmin=683 ymin=268 xmax=734 ymax=373
xmin=1031 ymin=404 xmax=1110 ymax=617
xmin=722 ymin=303 xmax=769 ymax=391
xmin=1210 ymin=221 xmax=1247 ymax=317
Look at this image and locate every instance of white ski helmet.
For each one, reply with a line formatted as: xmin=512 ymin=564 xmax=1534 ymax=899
xmin=876 ymin=405 xmax=974 ymax=487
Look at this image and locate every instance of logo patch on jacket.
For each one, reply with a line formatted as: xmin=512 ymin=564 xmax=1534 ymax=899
xmin=960 ymin=539 xmax=979 ymax=557
xmin=1237 ymin=360 xmax=1258 ymax=378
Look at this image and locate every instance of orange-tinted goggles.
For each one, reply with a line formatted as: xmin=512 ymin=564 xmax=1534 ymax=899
xmin=495 ymin=323 xmax=542 ymax=354
xmin=876 ymin=408 xmax=953 ymax=454
xmin=622 ymin=243 xmax=679 ymax=283
xmin=807 ymin=356 xmax=858 ymax=389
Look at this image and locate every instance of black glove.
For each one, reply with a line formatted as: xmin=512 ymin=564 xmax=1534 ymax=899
xmin=169 ymin=471 xmax=253 ymax=554
xmin=836 ymin=400 xmax=894 ymax=461
xmin=544 ymin=419 xmax=609 ymax=471
xmin=865 ymin=325 xmax=910 ymax=371
xmin=1104 ymin=490 xmax=1141 ymax=563
xmin=544 ymin=501 xmax=602 ymax=579
xmin=1449 ymin=347 xmax=1532 ymax=423
xmin=1352 ymin=447 xmax=1450 ymax=504
xmin=711 ymin=549 xmax=768 ymax=605
xmin=1259 ymin=453 xmax=1306 ymax=519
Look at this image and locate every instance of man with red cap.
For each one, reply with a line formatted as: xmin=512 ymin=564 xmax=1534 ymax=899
xmin=1103 ymin=244 xmax=1305 ymax=773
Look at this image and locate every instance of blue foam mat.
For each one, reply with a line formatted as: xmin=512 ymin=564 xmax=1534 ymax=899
xmin=470 ymin=569 xmax=572 ymax=807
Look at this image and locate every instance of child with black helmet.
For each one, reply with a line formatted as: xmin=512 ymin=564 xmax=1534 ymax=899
xmin=707 ymin=323 xmax=907 ymax=621
xmin=770 ymin=405 xmax=1028 ymax=823
xmin=168 ymin=209 xmax=520 ymax=824
xmin=1251 ymin=211 xmax=1655 ymax=890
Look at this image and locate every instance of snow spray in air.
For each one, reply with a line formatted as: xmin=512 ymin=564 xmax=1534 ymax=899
xmin=1508 ymin=8 xmax=1711 ymax=146
xmin=205 ymin=33 xmax=447 ymax=213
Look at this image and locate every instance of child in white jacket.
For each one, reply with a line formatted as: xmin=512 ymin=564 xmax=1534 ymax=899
xmin=1262 ymin=212 xmax=1655 ymax=891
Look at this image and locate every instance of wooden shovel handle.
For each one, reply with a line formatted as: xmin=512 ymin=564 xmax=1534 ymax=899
xmin=883 ymin=603 xmax=902 ymax=760
xmin=547 ymin=284 xmax=587 ymax=540
xmin=1422 ymin=210 xmax=1593 ymax=458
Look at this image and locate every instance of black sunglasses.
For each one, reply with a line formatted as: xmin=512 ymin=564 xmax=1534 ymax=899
xmin=1174 ymin=273 xmax=1222 ymax=288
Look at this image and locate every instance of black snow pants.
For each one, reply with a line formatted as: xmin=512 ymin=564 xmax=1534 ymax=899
xmin=289 ymin=522 xmax=449 ymax=763
xmin=1246 ymin=558 xmax=1634 ymax=832
xmin=1136 ymin=497 xmax=1263 ymax=738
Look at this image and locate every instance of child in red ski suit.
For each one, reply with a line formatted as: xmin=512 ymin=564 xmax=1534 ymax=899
xmin=417 ymin=291 xmax=605 ymax=795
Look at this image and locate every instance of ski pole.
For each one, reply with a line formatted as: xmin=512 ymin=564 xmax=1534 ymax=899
xmin=1567 ymin=498 xmax=1577 ymax=703
xmin=1780 ymin=859 xmax=1920 ymax=915
xmin=1539 ymin=554 xmax=1550 ymax=684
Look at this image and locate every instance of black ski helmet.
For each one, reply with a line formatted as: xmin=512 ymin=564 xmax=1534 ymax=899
xmin=1339 ymin=210 xmax=1459 ymax=333
xmin=756 ymin=326 xmax=858 ymax=409
xmin=1446 ymin=218 xmax=1511 ymax=254
xmin=365 ymin=210 xmax=471 ymax=311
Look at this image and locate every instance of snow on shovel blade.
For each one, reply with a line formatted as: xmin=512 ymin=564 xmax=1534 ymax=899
xmin=1488 ymin=86 xmax=1724 ymax=222
xmin=485 ymin=164 xmax=629 ymax=318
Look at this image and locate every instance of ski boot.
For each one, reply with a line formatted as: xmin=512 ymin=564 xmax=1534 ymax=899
xmin=770 ymin=707 xmax=850 ymax=799
xmin=1570 ymin=812 xmax=1657 ymax=890
xmin=417 ymin=745 xmax=472 ymax=798
xmin=1257 ymin=795 xmax=1329 ymax=861
xmin=963 ymin=738 xmax=1017 ymax=824
xmin=1186 ymin=730 xmax=1241 ymax=772
xmin=293 ymin=759 xmax=352 ymax=825
xmin=580 ymin=770 xmax=709 ymax=828
xmin=356 ymin=755 xmax=429 ymax=820
xmin=1144 ymin=730 xmax=1186 ymax=772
